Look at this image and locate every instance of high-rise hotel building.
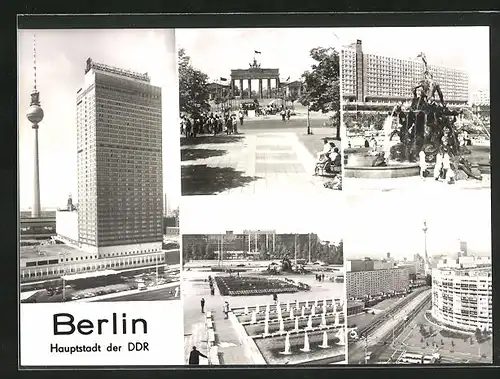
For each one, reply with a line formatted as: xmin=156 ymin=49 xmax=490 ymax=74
xmin=341 ymin=40 xmax=469 ymax=110
xmin=77 ymin=58 xmax=163 ymax=256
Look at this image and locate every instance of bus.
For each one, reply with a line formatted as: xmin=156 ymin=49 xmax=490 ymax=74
xmin=399 ymin=353 xmax=424 ymax=364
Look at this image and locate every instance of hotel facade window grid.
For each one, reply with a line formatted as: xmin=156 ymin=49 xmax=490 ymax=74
xmin=341 ymin=40 xmax=469 ymax=106
xmin=76 ymin=60 xmax=163 ymax=256
xmin=346 ymin=267 xmax=410 ymax=298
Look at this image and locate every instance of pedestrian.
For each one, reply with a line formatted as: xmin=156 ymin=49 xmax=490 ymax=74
xmin=201 ymin=297 xmax=205 ymax=313
xmin=232 ymin=116 xmax=238 ymax=134
xmin=223 ymin=301 xmax=230 ymax=319
xmin=210 ymin=287 xmax=214 ymax=296
xmin=273 ymin=293 xmax=278 ymax=304
xmin=286 ymin=108 xmax=291 ymax=120
xmin=239 ymin=110 xmax=244 ymax=126
xmin=419 ymin=149 xmax=427 ymax=179
xmin=188 ymin=346 xmax=208 ymax=365
xmin=280 ymin=108 xmax=286 ymax=121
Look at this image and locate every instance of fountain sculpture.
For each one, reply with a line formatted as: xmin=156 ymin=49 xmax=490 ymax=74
xmin=244 ymin=305 xmax=249 ymax=314
xmin=279 ymin=318 xmax=285 ymax=334
xmin=345 ymin=54 xmax=486 ymax=181
xmin=319 ymin=331 xmax=329 ymax=349
xmin=251 ymin=311 xmax=257 ymax=324
xmin=335 ymin=328 xmax=345 ymax=346
xmin=280 ymin=332 xmax=292 ymax=355
xmin=306 ymin=315 xmax=313 ymax=330
xmin=263 ymin=319 xmax=270 ymax=337
xmin=311 ymin=306 xmax=316 ymax=316
xmin=301 ymin=307 xmax=305 ymax=318
xmin=300 ymin=332 xmax=311 ymax=352
xmin=334 ymin=312 xmax=340 ymax=326
xmin=321 ymin=313 xmax=327 ymax=328
xmin=294 ymin=317 xmax=299 ymax=331
xmin=290 ymin=307 xmax=294 ymax=320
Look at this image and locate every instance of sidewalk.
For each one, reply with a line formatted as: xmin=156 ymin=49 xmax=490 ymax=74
xmin=183 ymin=273 xmax=267 ymax=365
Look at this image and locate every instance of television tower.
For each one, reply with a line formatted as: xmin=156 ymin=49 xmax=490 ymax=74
xmin=26 ymin=34 xmax=44 ymax=218
xmin=422 ymin=221 xmax=430 ymax=275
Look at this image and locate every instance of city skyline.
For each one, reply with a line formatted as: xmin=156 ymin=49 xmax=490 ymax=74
xmin=337 ymin=26 xmax=489 ymax=92
xmin=344 ymin=191 xmax=491 ymax=260
xmin=180 ymin=195 xmax=344 ymax=244
xmin=175 ymin=28 xmax=342 ymax=83
xmin=18 ymin=29 xmax=180 ymax=211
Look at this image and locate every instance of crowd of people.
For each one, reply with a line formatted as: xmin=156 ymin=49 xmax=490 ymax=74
xmin=180 ymin=103 xmax=295 ymax=139
xmin=180 ymin=111 xmax=241 ymax=138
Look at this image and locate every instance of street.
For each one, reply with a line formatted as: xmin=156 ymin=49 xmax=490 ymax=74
xmin=94 ymin=285 xmax=180 ymax=302
xmin=348 ymin=289 xmax=431 ymax=364
xmin=181 ymin=118 xmax=341 ymax=196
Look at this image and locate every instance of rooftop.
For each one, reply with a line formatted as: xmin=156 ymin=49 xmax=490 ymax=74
xmin=20 ymin=243 xmax=86 ymax=260
xmin=85 ymin=58 xmax=150 ymax=82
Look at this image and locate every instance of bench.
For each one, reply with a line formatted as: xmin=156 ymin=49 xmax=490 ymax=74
xmin=207 ymin=329 xmax=216 ymax=345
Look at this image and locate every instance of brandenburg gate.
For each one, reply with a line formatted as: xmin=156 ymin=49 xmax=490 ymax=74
xmin=230 ymin=59 xmax=280 ymax=99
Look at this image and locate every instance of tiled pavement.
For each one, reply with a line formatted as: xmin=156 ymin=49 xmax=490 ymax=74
xmin=182 ymin=132 xmax=331 ymax=195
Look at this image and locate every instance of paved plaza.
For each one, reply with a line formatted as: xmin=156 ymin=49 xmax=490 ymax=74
xmin=343 ymin=174 xmax=490 ymax=194
xmin=181 ymin=118 xmax=341 ymax=196
xmin=183 ymin=268 xmax=345 ymax=365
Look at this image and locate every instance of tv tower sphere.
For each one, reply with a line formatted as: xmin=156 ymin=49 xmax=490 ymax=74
xmin=27 ymin=93 xmax=44 ymax=125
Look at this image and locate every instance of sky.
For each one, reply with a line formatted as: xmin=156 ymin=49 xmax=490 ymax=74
xmin=18 ymin=29 xmax=180 ymax=211
xmin=344 ymin=190 xmax=491 ymax=260
xmin=175 ymin=28 xmax=342 ymax=83
xmin=336 ymin=26 xmax=490 ymax=93
xmin=180 ymin=194 xmax=344 ymax=243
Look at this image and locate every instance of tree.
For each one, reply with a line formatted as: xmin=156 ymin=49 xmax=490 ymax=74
xmin=178 ymin=48 xmax=211 ymax=117
xmin=299 ymin=47 xmax=340 ymax=139
xmin=475 ymin=327 xmax=482 ymax=342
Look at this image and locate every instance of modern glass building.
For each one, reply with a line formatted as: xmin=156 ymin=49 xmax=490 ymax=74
xmin=76 ymin=58 xmax=163 ymax=257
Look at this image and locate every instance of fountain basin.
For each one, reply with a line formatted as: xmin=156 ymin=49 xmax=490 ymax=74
xmin=344 ymin=164 xmax=420 ymax=179
xmin=478 ymin=163 xmax=491 ymax=174
xmin=344 ymin=151 xmax=419 ymax=178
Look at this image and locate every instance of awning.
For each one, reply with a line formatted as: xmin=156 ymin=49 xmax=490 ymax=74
xmin=61 ymin=269 xmax=118 ymax=281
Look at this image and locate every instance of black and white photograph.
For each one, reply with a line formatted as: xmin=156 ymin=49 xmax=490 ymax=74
xmin=340 ymin=27 xmax=490 ymax=194
xmin=181 ymin=196 xmax=346 ymax=365
xmin=343 ymin=191 xmax=491 ymax=365
xmin=19 ymin=29 xmax=181 ymax=305
xmin=178 ymin=28 xmax=343 ymax=196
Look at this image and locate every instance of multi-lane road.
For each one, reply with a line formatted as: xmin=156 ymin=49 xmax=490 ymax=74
xmin=348 ymin=288 xmax=431 ymax=364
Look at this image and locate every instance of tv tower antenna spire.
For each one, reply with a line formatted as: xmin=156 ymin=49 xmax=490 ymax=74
xmin=33 ymin=33 xmax=37 ymax=92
